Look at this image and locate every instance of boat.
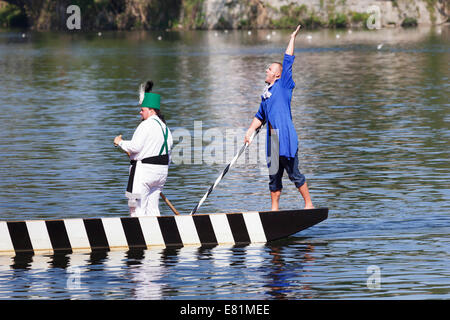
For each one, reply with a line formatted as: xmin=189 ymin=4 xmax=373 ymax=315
xmin=0 ymin=208 xmax=328 ymax=255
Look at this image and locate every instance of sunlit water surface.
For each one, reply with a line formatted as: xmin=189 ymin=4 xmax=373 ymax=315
xmin=0 ymin=27 xmax=449 ymax=299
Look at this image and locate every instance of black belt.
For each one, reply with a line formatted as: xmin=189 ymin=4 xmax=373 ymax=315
xmin=126 ymin=154 xmax=169 ymax=193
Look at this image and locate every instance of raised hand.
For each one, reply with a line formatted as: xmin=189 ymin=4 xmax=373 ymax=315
xmin=291 ymin=25 xmax=302 ymax=38
xmin=286 ymin=25 xmax=301 ymax=55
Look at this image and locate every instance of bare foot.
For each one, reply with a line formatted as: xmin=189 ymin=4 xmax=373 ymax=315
xmin=304 ymin=203 xmax=315 ymax=210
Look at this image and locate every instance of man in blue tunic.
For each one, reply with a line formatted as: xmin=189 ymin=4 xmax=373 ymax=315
xmin=245 ymin=25 xmax=314 ymax=211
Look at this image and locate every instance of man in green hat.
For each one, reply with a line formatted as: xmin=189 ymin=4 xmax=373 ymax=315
xmin=114 ymin=81 xmax=173 ymax=217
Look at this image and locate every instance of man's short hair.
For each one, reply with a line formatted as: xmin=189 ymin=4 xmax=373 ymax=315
xmin=272 ymin=62 xmax=282 ymax=75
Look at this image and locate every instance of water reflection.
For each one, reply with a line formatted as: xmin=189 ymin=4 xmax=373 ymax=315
xmin=0 ymin=242 xmax=321 ymax=300
xmin=1 ymin=229 xmax=449 ymax=299
xmin=263 ymin=241 xmax=318 ymax=300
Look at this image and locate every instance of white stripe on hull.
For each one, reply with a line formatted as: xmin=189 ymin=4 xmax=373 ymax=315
xmin=209 ymin=214 xmax=234 ymax=244
xmin=64 ymin=219 xmax=91 ymax=251
xmin=175 ymin=215 xmax=201 ymax=246
xmin=101 ymin=218 xmax=128 ymax=249
xmin=0 ymin=222 xmax=14 ymax=253
xmin=139 ymin=216 xmax=165 ymax=247
xmin=26 ymin=220 xmax=52 ymax=253
xmin=242 ymin=211 xmax=267 ymax=243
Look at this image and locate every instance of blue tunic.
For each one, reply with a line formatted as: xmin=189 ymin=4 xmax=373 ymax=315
xmin=255 ymin=53 xmax=298 ymax=159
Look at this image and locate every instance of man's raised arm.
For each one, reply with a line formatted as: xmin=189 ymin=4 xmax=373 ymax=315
xmin=286 ymin=25 xmax=301 ymax=56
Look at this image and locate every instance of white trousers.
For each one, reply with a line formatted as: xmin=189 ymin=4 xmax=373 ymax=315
xmin=126 ymin=162 xmax=168 ymax=217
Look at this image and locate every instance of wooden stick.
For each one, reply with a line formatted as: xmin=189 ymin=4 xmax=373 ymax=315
xmin=160 ymin=192 xmax=180 ymax=215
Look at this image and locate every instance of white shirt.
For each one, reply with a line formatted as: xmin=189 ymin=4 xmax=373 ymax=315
xmin=119 ymin=115 xmax=173 ymax=161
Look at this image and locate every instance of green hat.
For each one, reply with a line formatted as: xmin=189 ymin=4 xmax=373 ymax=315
xmin=140 ymin=92 xmax=160 ymax=110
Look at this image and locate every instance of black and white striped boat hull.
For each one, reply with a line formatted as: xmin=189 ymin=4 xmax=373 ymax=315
xmin=0 ymin=208 xmax=328 ymax=255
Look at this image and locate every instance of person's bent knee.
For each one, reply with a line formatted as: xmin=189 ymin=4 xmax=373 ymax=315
xmin=290 ymin=172 xmax=305 ymax=188
xmin=294 ymin=178 xmax=306 ymax=189
xmin=269 ymin=185 xmax=282 ymax=192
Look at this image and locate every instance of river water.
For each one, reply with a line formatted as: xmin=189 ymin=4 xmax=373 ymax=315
xmin=0 ymin=27 xmax=449 ymax=300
